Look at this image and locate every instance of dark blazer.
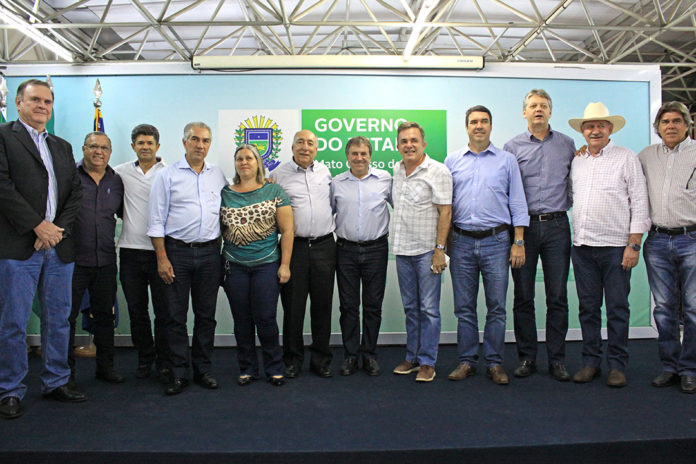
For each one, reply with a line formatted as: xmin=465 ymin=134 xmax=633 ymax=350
xmin=0 ymin=120 xmax=82 ymax=262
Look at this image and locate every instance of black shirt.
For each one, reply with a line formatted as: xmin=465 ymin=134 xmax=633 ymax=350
xmin=73 ymin=162 xmax=123 ymax=267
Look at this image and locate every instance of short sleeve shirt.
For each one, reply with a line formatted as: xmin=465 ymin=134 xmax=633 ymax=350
xmin=220 ymin=182 xmax=291 ymax=266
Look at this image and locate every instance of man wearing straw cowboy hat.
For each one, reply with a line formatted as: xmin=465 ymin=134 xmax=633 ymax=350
xmin=568 ymin=102 xmax=650 ymax=388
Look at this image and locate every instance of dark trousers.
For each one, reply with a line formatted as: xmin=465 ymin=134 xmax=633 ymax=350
xmin=164 ymin=242 xmax=221 ymax=379
xmin=69 ymin=264 xmax=118 ymax=373
xmin=336 ymin=238 xmax=388 ymax=360
xmin=281 ymin=236 xmax=336 ymax=369
xmin=223 ymin=260 xmax=283 ymax=378
xmin=511 ymin=215 xmax=571 ymax=364
xmin=119 ymin=248 xmax=170 ymax=369
xmin=571 ymin=246 xmax=631 ymax=371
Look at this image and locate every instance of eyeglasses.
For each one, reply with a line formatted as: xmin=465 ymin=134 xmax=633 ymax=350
xmin=85 ymin=144 xmax=111 ymax=151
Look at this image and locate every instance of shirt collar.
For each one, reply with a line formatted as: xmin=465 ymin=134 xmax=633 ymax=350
xmin=343 ymin=167 xmax=376 ymax=181
xmin=176 ymin=157 xmax=211 ymax=172
xmin=134 ymin=157 xmax=162 ymax=167
xmin=19 ymin=118 xmax=48 ymax=140
xmin=464 ymin=143 xmax=495 ymax=157
xmin=661 ymin=137 xmax=694 ymax=153
xmin=290 ymin=157 xmax=315 ymax=171
xmin=526 ymin=126 xmax=555 ymax=142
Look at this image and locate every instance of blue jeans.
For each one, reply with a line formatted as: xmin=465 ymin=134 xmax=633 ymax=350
xmin=450 ymin=229 xmax=510 ymax=367
xmin=571 ymin=246 xmax=631 ymax=371
xmin=396 ymin=251 xmax=442 ymax=366
xmin=0 ymin=249 xmax=74 ymax=399
xmin=223 ymin=260 xmax=283 ymax=378
xmin=644 ymin=230 xmax=696 ymax=376
xmin=511 ymin=215 xmax=571 ymax=364
xmin=336 ymin=238 xmax=388 ymax=360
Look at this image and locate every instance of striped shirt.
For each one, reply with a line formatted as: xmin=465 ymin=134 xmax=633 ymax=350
xmin=570 ymin=141 xmax=651 ymax=247
xmin=391 ymin=155 xmax=452 ymax=256
xmin=638 ymin=137 xmax=696 ymax=228
xmin=19 ymin=119 xmax=57 ymax=222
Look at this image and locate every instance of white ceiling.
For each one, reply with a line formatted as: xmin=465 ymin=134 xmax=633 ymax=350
xmin=1 ymin=0 xmax=695 ymax=107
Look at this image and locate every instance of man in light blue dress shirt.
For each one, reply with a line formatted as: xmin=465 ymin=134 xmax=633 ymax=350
xmin=445 ymin=105 xmax=529 ymax=386
xmin=148 ymin=122 xmax=227 ymax=395
xmin=503 ymin=89 xmax=576 ymax=382
xmin=331 ymin=136 xmax=392 ymax=376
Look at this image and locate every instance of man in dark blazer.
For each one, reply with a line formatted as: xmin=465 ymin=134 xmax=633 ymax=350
xmin=0 ymin=79 xmax=85 ymax=420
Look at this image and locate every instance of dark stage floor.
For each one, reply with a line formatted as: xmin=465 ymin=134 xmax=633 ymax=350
xmin=2 ymin=340 xmax=695 ymax=464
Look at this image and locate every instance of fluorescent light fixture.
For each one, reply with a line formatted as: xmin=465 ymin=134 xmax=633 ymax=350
xmin=0 ymin=7 xmax=73 ymax=62
xmin=403 ymin=0 xmax=437 ymax=61
xmin=192 ymin=54 xmax=484 ymax=70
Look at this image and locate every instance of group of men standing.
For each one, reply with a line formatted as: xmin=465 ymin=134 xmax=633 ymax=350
xmin=1 ymin=77 xmax=695 ymax=420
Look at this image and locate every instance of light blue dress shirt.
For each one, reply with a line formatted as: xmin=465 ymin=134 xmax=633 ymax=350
xmin=19 ymin=119 xmax=57 ymax=222
xmin=445 ymin=143 xmax=529 ymax=230
xmin=331 ymin=167 xmax=393 ymax=242
xmin=147 ymin=157 xmax=227 ymax=242
xmin=503 ymin=127 xmax=576 ymax=214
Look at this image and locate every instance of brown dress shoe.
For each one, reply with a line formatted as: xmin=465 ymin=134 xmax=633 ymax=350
xmin=606 ymin=369 xmax=626 ymax=388
xmin=448 ymin=363 xmax=476 ymax=380
xmin=415 ymin=365 xmax=436 ymax=382
xmin=487 ymin=366 xmax=509 ymax=385
xmin=573 ymin=366 xmax=600 ymax=383
xmin=393 ymin=360 xmax=420 ymax=375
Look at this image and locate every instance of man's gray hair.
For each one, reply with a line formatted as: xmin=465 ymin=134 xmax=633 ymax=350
xmin=83 ymin=131 xmax=111 ymax=148
xmin=653 ymin=101 xmax=693 ymax=137
xmin=523 ymin=89 xmax=552 ymax=111
xmin=183 ymin=122 xmax=212 ymax=141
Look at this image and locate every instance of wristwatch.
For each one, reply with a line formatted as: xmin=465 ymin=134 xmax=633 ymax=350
xmin=513 ymin=239 xmax=525 ymax=247
xmin=628 ymin=243 xmax=641 ymax=251
xmin=435 ymin=244 xmax=445 ymax=251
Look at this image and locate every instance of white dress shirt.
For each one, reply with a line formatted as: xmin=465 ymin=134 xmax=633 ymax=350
xmin=570 ymin=141 xmax=651 ymax=247
xmin=269 ymin=158 xmax=334 ymax=238
xmin=115 ymin=158 xmax=167 ymax=250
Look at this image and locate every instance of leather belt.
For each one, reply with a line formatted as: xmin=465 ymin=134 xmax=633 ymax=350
xmin=294 ymin=233 xmax=333 ymax=245
xmin=165 ymin=236 xmax=220 ymax=248
xmin=529 ymin=211 xmax=566 ymax=222
xmin=651 ymin=224 xmax=696 ymax=236
xmin=336 ymin=234 xmax=388 ymax=247
xmin=452 ymin=224 xmax=509 ymax=239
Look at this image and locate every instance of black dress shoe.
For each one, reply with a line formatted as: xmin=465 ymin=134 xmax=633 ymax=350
xmin=43 ymin=385 xmax=87 ymax=403
xmin=311 ymin=365 xmax=333 ymax=378
xmin=652 ymin=371 xmax=679 ymax=387
xmin=513 ymin=360 xmax=537 ymax=378
xmin=96 ymin=368 xmax=126 ymax=384
xmin=363 ymin=357 xmax=381 ymax=376
xmin=269 ymin=376 xmax=286 ymax=386
xmin=284 ymin=365 xmax=300 ymax=379
xmin=194 ymin=372 xmax=219 ymax=389
xmin=135 ymin=363 xmax=152 ymax=379
xmin=0 ymin=396 xmax=22 ymax=419
xmin=340 ymin=358 xmax=358 ymax=376
xmin=165 ymin=377 xmax=189 ymax=395
xmin=549 ymin=362 xmax=571 ymax=382
xmin=363 ymin=358 xmax=381 ymax=375
xmin=237 ymin=375 xmax=256 ymax=386
xmin=681 ymin=375 xmax=696 ymax=394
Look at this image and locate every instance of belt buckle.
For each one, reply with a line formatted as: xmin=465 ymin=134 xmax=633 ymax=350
xmin=538 ymin=213 xmax=551 ymax=222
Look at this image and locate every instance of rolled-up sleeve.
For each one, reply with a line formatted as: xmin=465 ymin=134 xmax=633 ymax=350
xmin=508 ymin=157 xmax=530 ymax=227
xmin=147 ymin=169 xmax=169 ymax=238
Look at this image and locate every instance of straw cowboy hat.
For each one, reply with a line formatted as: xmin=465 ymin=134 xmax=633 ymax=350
xmin=568 ymin=102 xmax=626 ymax=134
